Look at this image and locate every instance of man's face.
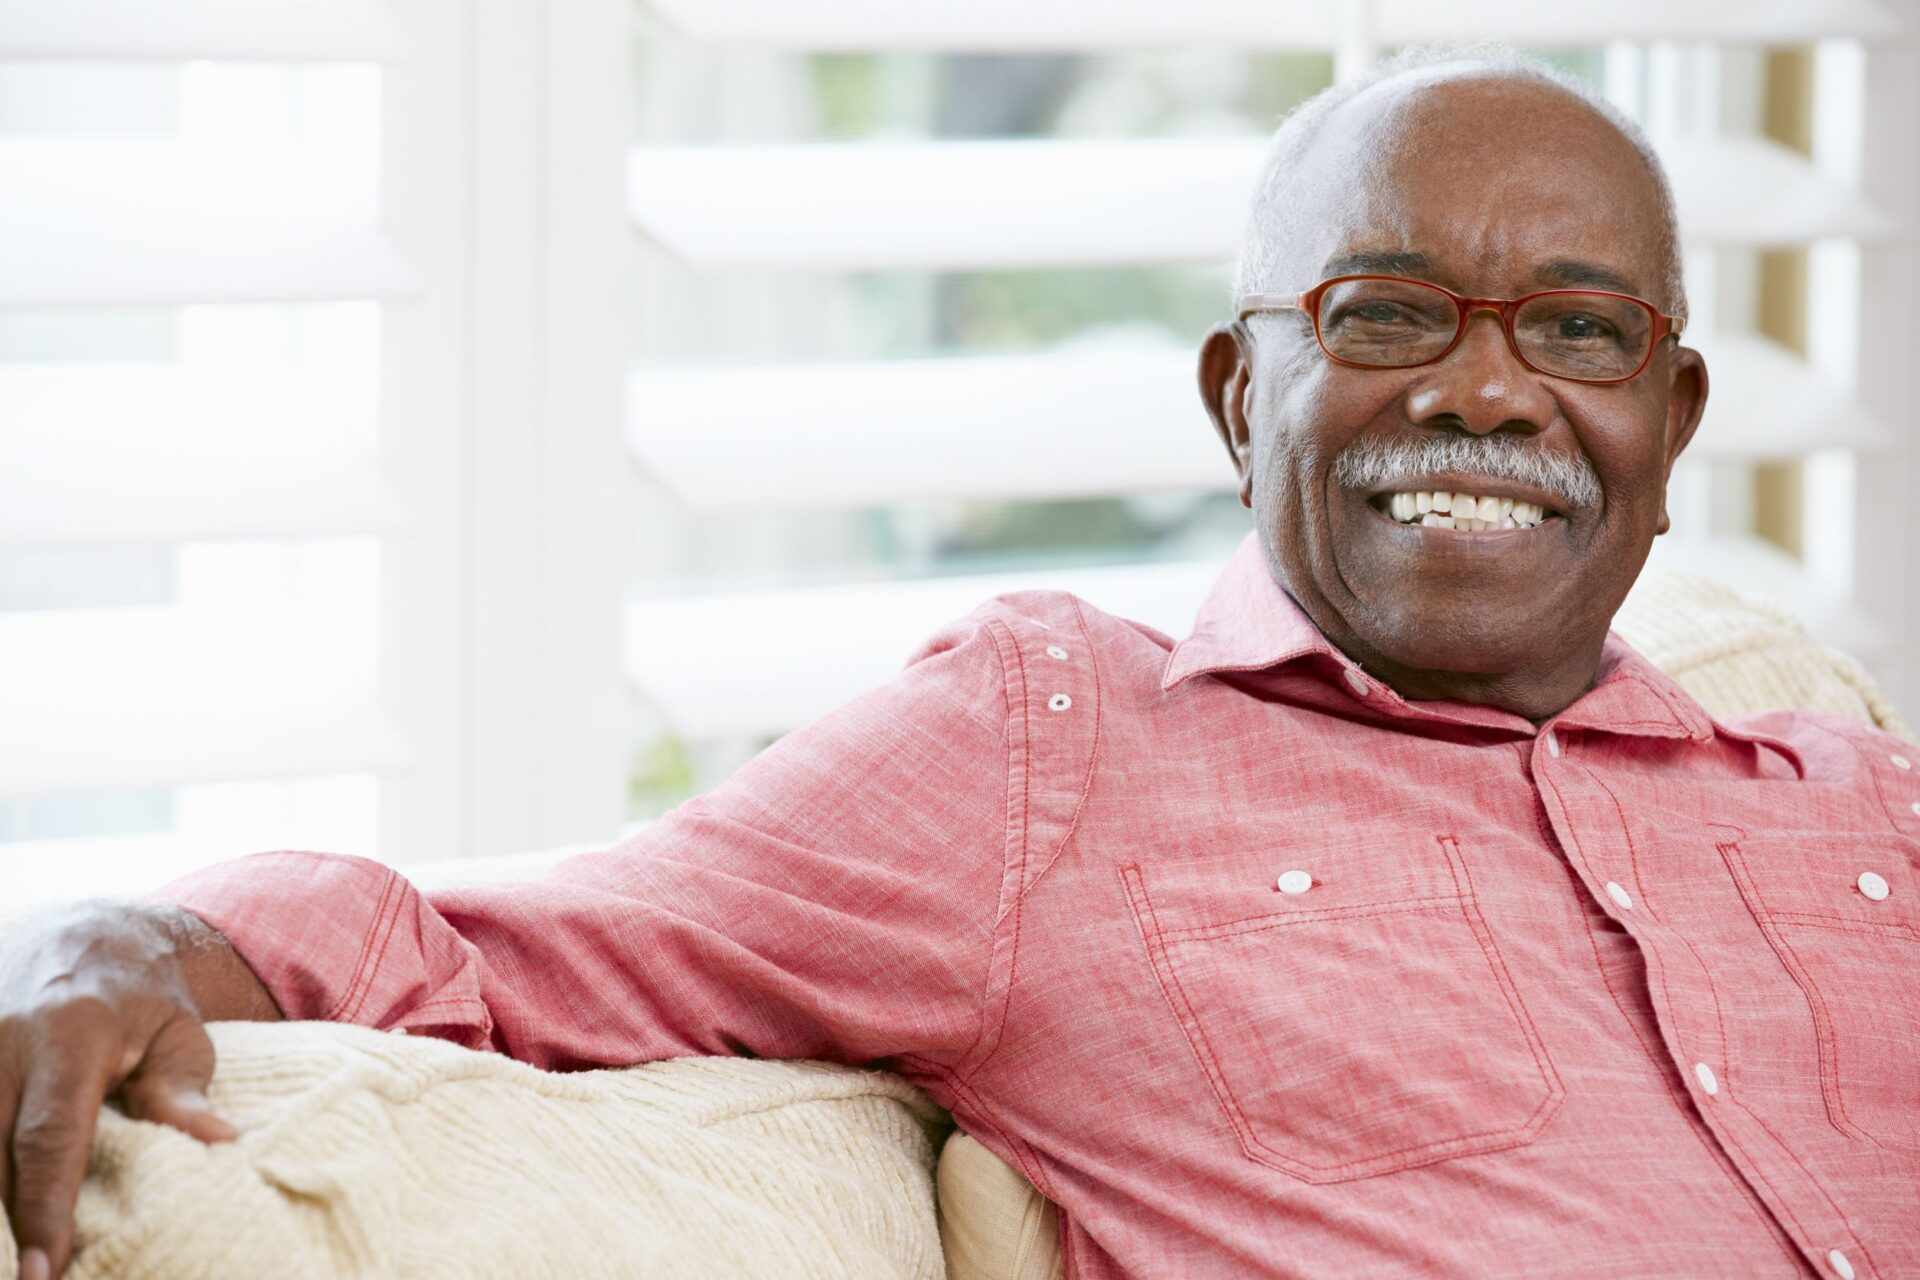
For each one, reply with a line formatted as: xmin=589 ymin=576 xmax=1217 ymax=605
xmin=1200 ymin=75 xmax=1709 ymax=718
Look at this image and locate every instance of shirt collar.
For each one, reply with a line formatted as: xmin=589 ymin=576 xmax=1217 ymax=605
xmin=1163 ymin=532 xmax=1717 ymax=744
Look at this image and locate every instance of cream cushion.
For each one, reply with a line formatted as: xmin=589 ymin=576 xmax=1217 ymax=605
xmin=0 ymin=1021 xmax=948 ymax=1280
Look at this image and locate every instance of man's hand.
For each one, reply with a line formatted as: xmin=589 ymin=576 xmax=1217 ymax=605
xmin=0 ymin=903 xmax=281 ymax=1280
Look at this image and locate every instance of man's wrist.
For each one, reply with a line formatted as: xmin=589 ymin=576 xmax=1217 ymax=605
xmin=149 ymin=904 xmax=285 ymax=1024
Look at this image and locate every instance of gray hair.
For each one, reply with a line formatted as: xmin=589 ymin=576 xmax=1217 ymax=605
xmin=1233 ymin=44 xmax=1686 ymax=320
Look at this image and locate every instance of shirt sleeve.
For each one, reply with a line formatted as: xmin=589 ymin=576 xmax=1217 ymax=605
xmin=149 ymin=605 xmax=1019 ymax=1073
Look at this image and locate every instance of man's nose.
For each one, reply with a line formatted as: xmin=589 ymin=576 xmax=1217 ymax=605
xmin=1401 ymin=308 xmax=1556 ymax=435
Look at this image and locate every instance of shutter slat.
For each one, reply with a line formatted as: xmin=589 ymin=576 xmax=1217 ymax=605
xmin=627 ymin=559 xmax=1220 ymax=738
xmin=630 ymin=139 xmax=1249 ymax=271
xmin=0 ymin=139 xmax=415 ymax=307
xmin=630 ymin=137 xmax=1886 ymax=272
xmin=628 ymin=346 xmax=1226 ymax=508
xmin=628 ymin=333 xmax=1882 ymax=513
xmin=642 ymin=0 xmax=1900 ymax=51
xmin=0 ymin=363 xmax=403 ymax=547
xmin=1664 ymin=138 xmax=1894 ymax=247
xmin=0 ymin=606 xmax=408 ymax=796
xmin=0 ymin=0 xmax=409 ymax=62
xmin=1686 ymin=334 xmax=1888 ymax=461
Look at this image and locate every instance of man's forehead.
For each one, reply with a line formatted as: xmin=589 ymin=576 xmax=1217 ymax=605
xmin=1287 ymin=76 xmax=1666 ymax=295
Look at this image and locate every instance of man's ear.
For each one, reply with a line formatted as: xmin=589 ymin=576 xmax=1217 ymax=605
xmin=1198 ymin=322 xmax=1256 ymax=510
xmin=1656 ymin=344 xmax=1709 ymax=535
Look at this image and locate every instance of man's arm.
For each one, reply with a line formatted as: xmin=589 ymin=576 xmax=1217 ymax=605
xmin=155 ymin=602 xmax=1020 ymax=1071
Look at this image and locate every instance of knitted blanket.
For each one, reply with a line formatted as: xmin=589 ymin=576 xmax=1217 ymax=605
xmin=0 ymin=1022 xmax=948 ymax=1280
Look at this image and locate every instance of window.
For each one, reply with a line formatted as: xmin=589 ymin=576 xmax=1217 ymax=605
xmin=5 ymin=4 xmax=1914 ymax=904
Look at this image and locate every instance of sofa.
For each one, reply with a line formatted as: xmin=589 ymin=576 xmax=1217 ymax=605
xmin=0 ymin=569 xmax=1908 ymax=1280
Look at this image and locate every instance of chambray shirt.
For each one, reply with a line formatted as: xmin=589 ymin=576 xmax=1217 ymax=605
xmin=162 ymin=532 xmax=1920 ymax=1279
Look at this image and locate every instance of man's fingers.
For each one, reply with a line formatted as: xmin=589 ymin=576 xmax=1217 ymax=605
xmin=0 ymin=1059 xmax=18 ymax=1231
xmin=8 ymin=1051 xmax=110 ymax=1280
xmin=118 ymin=1017 xmax=236 ymax=1143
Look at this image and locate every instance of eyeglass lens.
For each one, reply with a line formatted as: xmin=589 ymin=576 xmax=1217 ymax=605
xmin=1314 ymin=278 xmax=1654 ymax=380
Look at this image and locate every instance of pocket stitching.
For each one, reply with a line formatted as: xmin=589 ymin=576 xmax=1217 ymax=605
xmin=1119 ymin=863 xmax=1257 ymax=1168
xmin=1433 ymin=835 xmax=1567 ymax=1126
xmin=1156 ymin=894 xmax=1474 ymax=944
xmin=1719 ymin=839 xmax=1890 ymax=1149
xmin=1120 ymin=854 xmax=1564 ymax=1182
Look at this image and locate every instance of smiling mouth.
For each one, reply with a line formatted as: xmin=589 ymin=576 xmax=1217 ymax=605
xmin=1369 ymin=488 xmax=1564 ymax=532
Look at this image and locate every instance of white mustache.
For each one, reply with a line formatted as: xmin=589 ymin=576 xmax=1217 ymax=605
xmin=1332 ymin=436 xmax=1601 ymax=511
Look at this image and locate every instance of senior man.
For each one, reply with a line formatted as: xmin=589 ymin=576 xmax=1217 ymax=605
xmin=4 ymin=47 xmax=1917 ymax=1280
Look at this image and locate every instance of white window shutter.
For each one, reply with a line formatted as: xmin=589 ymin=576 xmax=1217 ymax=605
xmin=626 ymin=3 xmax=1919 ymax=742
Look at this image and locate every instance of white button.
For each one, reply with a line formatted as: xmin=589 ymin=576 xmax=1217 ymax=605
xmin=1047 ymin=693 xmax=1072 ymax=711
xmin=1693 ymin=1062 xmax=1719 ymax=1096
xmin=389 ymin=1026 xmax=409 ymax=1035
xmin=1893 ymin=753 xmax=1913 ymax=770
xmin=1828 ymin=1248 xmax=1855 ymax=1280
xmin=1544 ymin=729 xmax=1561 ymax=758
xmin=1857 ymin=871 xmax=1890 ymax=902
xmin=1276 ymin=870 xmax=1313 ymax=895
xmin=1605 ymin=881 xmax=1633 ymax=911
xmin=1910 ymin=800 xmax=1920 ymax=817
xmin=1343 ymin=668 xmax=1370 ymax=696
xmin=1045 ymin=644 xmax=1068 ymax=660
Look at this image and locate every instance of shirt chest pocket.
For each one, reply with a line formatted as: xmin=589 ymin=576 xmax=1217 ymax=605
xmin=1720 ymin=832 xmax=1920 ymax=1151
xmin=1119 ymin=834 xmax=1564 ymax=1184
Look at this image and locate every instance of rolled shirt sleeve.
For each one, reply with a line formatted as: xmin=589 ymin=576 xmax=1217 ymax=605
xmin=152 ymin=606 xmax=1018 ymax=1074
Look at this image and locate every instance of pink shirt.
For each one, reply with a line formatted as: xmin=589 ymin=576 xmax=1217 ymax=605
xmin=159 ymin=533 xmax=1920 ymax=1279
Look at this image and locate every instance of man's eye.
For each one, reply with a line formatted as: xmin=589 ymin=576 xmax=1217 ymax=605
xmin=1555 ymin=314 xmax=1615 ymax=341
xmin=1341 ymin=301 xmax=1421 ymax=326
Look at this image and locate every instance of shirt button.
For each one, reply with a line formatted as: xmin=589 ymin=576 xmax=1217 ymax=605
xmin=1045 ymin=644 xmax=1068 ymax=660
xmin=1910 ymin=800 xmax=1920 ymax=817
xmin=1342 ymin=668 xmax=1370 ymax=696
xmin=1693 ymin=1062 xmax=1719 ymax=1096
xmin=1047 ymin=693 xmax=1072 ymax=711
xmin=1276 ymin=870 xmax=1313 ymax=895
xmin=1857 ymin=871 xmax=1890 ymax=901
xmin=1828 ymin=1248 xmax=1856 ymax=1280
xmin=389 ymin=1026 xmax=410 ymax=1035
xmin=1892 ymin=753 xmax=1912 ymax=770
xmin=1605 ymin=881 xmax=1633 ymax=911
xmin=1544 ymin=729 xmax=1561 ymax=758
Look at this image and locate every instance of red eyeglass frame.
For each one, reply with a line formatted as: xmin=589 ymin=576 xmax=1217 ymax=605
xmin=1236 ymin=273 xmax=1687 ymax=385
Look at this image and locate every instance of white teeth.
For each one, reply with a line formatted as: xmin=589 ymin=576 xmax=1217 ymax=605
xmin=1383 ymin=491 xmax=1556 ymax=530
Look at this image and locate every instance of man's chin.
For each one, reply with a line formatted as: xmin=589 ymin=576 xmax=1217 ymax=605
xmin=1339 ymin=592 xmax=1572 ymax=682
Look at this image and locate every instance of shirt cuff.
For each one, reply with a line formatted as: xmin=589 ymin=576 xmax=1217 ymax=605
xmin=147 ymin=850 xmax=495 ymax=1049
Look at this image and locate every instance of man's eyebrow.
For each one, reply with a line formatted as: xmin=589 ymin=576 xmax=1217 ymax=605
xmin=1316 ymin=252 xmax=1649 ymax=300
xmin=1534 ymin=259 xmax=1643 ymax=296
xmin=1321 ymin=250 xmax=1433 ymax=279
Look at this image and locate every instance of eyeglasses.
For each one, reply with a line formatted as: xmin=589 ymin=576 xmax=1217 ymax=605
xmin=1237 ymin=274 xmax=1685 ymax=385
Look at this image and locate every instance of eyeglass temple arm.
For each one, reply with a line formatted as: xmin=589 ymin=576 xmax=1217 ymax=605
xmin=1236 ymin=292 xmax=1304 ymax=322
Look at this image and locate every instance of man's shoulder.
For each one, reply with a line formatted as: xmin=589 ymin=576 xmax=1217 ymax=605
xmin=1726 ymin=705 xmax=1915 ymax=780
xmin=908 ymin=588 xmax=1179 ymax=679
